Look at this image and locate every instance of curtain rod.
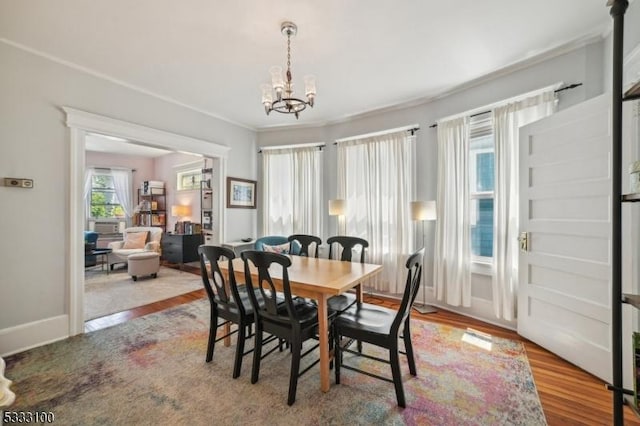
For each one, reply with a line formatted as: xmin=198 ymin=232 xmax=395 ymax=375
xmin=91 ymin=166 xmax=137 ymax=172
xmin=428 ymin=83 xmax=582 ymax=128
xmin=333 ymin=125 xmax=420 ymax=145
xmin=258 ymin=142 xmax=325 ymax=154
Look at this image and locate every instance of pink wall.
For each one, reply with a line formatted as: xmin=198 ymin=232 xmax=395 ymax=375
xmin=85 ymin=151 xmax=156 ymax=193
xmin=153 ymin=153 xmax=204 ymax=233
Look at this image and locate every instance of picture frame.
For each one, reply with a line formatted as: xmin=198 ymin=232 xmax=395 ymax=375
xmin=227 ymin=177 xmax=257 ymax=209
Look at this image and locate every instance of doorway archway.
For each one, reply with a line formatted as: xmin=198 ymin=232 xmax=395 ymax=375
xmin=65 ymin=107 xmax=229 ymax=335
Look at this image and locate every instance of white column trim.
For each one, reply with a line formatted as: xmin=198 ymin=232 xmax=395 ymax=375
xmin=69 ymin=127 xmax=86 ymax=335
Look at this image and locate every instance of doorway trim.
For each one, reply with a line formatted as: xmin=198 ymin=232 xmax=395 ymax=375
xmin=64 ymin=107 xmax=230 ymax=335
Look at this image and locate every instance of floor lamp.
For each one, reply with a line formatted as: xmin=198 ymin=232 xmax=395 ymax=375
xmin=328 ymin=199 xmax=346 ymax=236
xmin=410 ymin=200 xmax=437 ymax=314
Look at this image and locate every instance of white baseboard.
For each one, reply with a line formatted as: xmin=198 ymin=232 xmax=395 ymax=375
xmin=0 ymin=315 xmax=69 ymax=357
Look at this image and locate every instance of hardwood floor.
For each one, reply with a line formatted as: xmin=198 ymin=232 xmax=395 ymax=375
xmin=84 ymin=273 xmax=638 ymax=425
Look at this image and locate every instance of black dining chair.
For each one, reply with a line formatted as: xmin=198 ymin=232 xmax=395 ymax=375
xmin=326 ymin=236 xmax=370 ymax=314
xmin=333 ymin=248 xmax=424 ymax=408
xmin=241 ymin=250 xmax=332 ymax=406
xmin=287 ymin=234 xmax=322 ymax=258
xmin=198 ymin=245 xmax=278 ymax=378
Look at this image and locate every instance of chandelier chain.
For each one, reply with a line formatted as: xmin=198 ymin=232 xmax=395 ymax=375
xmin=286 ymin=33 xmax=292 ymax=84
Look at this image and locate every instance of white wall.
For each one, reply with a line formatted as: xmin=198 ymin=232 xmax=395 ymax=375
xmin=257 ymin=39 xmax=606 ymax=329
xmin=0 ymin=41 xmax=256 ymax=355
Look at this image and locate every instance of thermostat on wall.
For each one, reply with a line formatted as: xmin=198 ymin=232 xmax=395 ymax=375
xmin=4 ymin=178 xmax=33 ymax=188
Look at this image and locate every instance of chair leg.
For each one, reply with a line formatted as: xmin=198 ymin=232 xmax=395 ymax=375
xmin=389 ymin=345 xmax=406 ymax=408
xmin=206 ymin=310 xmax=218 ymax=363
xmin=251 ymin=325 xmax=263 ymax=384
xmin=334 ymin=331 xmax=341 ymax=385
xmin=232 ymin=322 xmax=246 ymax=379
xmin=287 ymin=337 xmax=301 ymax=406
xmin=403 ymin=320 xmax=417 ymax=376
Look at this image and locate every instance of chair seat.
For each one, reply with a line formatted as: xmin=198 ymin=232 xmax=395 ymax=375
xmin=327 ymin=293 xmax=357 ymax=313
xmin=217 ymin=285 xmax=285 ymax=317
xmin=268 ymin=300 xmax=319 ymax=327
xmin=335 ymin=303 xmax=397 ymax=339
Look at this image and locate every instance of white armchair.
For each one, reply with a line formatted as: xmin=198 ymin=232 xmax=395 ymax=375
xmin=108 ymin=226 xmax=163 ymax=270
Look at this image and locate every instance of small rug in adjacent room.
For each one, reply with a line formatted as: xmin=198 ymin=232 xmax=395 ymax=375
xmin=83 ymin=265 xmax=202 ymax=320
xmin=5 ymin=300 xmax=546 ymax=425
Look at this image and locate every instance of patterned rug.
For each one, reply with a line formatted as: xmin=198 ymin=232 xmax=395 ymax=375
xmin=4 ymin=300 xmax=546 ymax=425
xmin=84 ymin=265 xmax=202 ymax=320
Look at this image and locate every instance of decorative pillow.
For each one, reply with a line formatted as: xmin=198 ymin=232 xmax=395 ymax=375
xmin=122 ymin=231 xmax=149 ymax=249
xmin=262 ymin=242 xmax=290 ymax=254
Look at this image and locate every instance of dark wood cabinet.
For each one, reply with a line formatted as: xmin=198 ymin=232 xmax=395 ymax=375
xmin=161 ymin=233 xmax=201 ymax=265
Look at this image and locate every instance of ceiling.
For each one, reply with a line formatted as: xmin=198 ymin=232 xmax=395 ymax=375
xmin=0 ymin=1 xmax=616 ymax=131
xmin=85 ymin=133 xmax=173 ymax=158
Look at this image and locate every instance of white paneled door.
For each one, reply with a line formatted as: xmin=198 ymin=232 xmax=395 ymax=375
xmin=518 ymin=94 xmax=612 ymax=382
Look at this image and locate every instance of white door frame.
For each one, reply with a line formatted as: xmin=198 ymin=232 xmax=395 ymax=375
xmin=64 ymin=107 xmax=230 ymax=335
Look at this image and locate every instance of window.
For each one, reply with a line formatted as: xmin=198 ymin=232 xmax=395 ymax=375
xmin=90 ymin=174 xmax=125 ymax=218
xmin=176 ymin=168 xmax=203 ymax=191
xmin=469 ymin=113 xmax=494 ymax=259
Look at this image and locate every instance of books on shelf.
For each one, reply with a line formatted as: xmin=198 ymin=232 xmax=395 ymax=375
xmin=174 ymin=221 xmax=201 ymax=235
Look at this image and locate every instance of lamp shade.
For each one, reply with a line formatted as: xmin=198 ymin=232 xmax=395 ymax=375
xmin=171 ymin=205 xmax=191 ymax=218
xmin=410 ymin=200 xmax=436 ymax=221
xmin=328 ymin=199 xmax=346 ymax=216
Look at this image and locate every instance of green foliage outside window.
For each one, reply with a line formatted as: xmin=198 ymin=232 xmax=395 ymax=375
xmin=90 ymin=174 xmax=125 ymax=218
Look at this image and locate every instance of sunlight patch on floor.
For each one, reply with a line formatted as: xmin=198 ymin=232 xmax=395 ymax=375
xmin=461 ymin=327 xmax=493 ymax=351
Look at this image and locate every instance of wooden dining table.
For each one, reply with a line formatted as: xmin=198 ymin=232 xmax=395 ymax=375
xmin=219 ymin=255 xmax=382 ymax=392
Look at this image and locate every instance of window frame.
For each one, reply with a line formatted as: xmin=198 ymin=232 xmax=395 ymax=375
xmin=176 ymin=168 xmax=203 ymax=192
xmin=468 ymin=113 xmax=495 ymax=265
xmin=89 ymin=173 xmax=125 ymax=219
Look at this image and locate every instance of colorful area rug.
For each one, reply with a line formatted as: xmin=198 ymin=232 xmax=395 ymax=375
xmin=5 ymin=300 xmax=546 ymax=425
xmin=84 ymin=265 xmax=202 ymax=320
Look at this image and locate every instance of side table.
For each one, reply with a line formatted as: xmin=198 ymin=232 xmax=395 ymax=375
xmin=221 ymin=240 xmax=255 ymax=257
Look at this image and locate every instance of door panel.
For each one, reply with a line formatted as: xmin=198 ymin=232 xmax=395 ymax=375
xmin=518 ymin=94 xmax=612 ymax=382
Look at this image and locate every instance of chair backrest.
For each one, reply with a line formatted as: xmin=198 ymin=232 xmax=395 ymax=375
xmin=287 ymin=234 xmax=322 ymax=258
xmin=198 ymin=245 xmax=245 ymax=316
xmin=123 ymin=226 xmax=163 ymax=243
xmin=84 ymin=231 xmax=99 ymax=244
xmin=327 ymin=236 xmax=369 ymax=263
xmin=241 ymin=250 xmax=300 ymax=326
xmin=255 ymin=235 xmax=301 ymax=255
xmin=391 ymin=248 xmax=425 ymax=335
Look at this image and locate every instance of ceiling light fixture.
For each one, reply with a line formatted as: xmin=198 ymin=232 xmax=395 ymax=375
xmin=261 ymin=21 xmax=316 ymax=119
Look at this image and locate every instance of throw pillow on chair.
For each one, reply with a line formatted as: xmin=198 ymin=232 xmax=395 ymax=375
xmin=122 ymin=231 xmax=148 ymax=249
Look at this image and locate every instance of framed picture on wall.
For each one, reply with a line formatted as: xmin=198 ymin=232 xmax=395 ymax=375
xmin=227 ymin=177 xmax=257 ymax=209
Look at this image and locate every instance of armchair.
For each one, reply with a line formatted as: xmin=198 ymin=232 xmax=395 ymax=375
xmin=108 ymin=226 xmax=163 ymax=270
xmin=254 ymin=235 xmax=301 ymax=255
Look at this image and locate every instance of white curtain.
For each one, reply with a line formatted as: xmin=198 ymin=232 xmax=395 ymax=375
xmin=337 ymin=131 xmax=415 ymax=293
xmin=111 ymin=169 xmax=134 ymax=220
xmin=84 ymin=168 xmax=94 ymax=221
xmin=434 ymin=117 xmax=472 ymax=306
xmin=262 ymin=146 xmax=322 ymax=236
xmin=492 ymin=90 xmax=557 ymax=320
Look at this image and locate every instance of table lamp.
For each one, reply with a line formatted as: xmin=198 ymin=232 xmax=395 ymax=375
xmin=410 ymin=200 xmax=437 ymax=314
xmin=171 ymin=205 xmax=192 ymax=221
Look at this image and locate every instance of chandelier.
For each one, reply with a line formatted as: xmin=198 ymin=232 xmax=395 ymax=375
xmin=261 ymin=21 xmax=316 ymax=119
